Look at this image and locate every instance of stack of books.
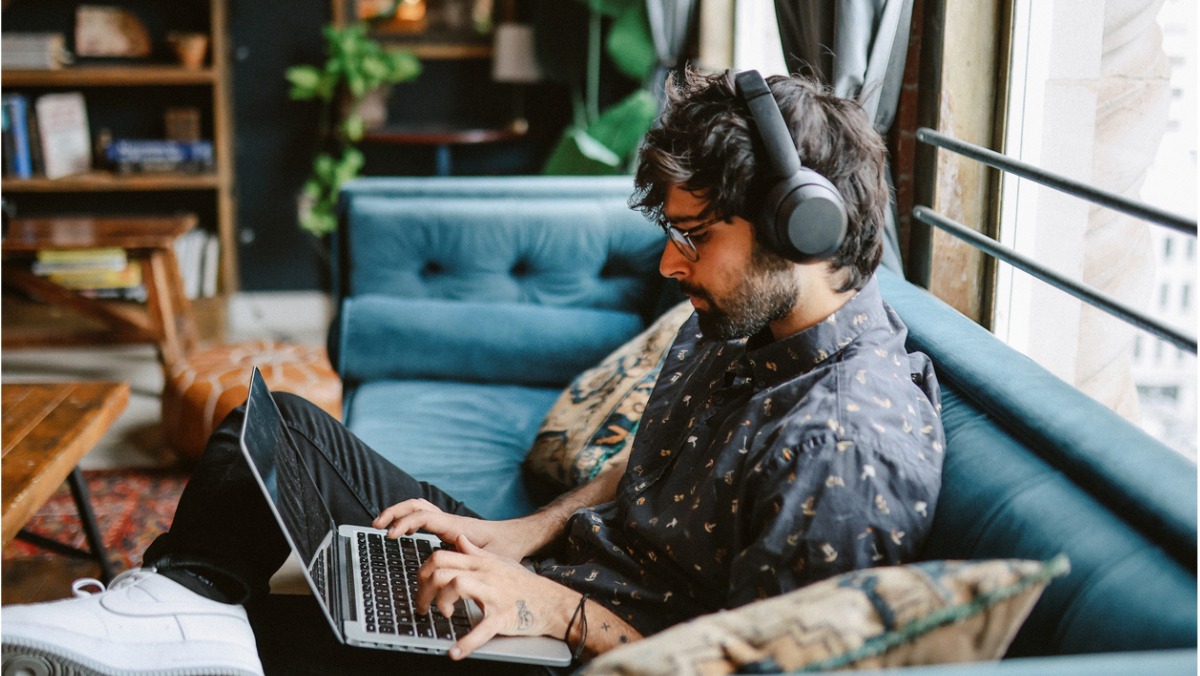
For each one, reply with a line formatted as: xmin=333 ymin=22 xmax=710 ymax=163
xmin=1 ymin=33 xmax=70 ymax=70
xmin=32 ymin=232 xmax=220 ymax=301
xmin=33 ymin=247 xmax=145 ymax=301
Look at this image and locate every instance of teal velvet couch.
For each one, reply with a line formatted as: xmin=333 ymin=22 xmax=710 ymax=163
xmin=330 ymin=175 xmax=1196 ymax=673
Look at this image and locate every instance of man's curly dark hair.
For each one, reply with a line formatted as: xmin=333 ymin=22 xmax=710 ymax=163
xmin=631 ymin=68 xmax=890 ymax=292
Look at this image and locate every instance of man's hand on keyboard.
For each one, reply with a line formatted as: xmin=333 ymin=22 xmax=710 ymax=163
xmin=414 ymin=534 xmax=578 ymax=661
xmin=373 ymin=499 xmax=549 ymax=562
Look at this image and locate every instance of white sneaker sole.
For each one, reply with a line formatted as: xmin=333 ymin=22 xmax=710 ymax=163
xmin=2 ymin=639 xmax=262 ymax=676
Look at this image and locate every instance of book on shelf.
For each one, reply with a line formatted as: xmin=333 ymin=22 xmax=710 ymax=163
xmin=47 ymin=263 xmax=142 ymax=292
xmin=2 ymin=94 xmax=34 ymax=179
xmin=2 ymin=104 xmax=16 ymax=176
xmin=1 ymin=33 xmax=71 ymax=70
xmin=173 ymin=229 xmax=221 ymax=299
xmin=35 ymin=92 xmax=92 ymax=179
xmin=106 ymin=139 xmax=215 ymax=174
xmin=33 ymin=247 xmax=127 ymax=274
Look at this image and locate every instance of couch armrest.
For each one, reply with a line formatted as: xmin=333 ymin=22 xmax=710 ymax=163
xmin=878 ymin=269 xmax=1196 ymax=568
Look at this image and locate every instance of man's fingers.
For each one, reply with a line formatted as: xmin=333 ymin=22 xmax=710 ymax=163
xmin=372 ymin=498 xmax=439 ymax=529
xmin=439 ymin=576 xmax=504 ymax=660
xmin=450 ymin=615 xmax=504 ymax=661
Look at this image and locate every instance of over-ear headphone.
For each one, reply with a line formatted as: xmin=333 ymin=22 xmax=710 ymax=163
xmin=733 ymin=70 xmax=847 ymax=261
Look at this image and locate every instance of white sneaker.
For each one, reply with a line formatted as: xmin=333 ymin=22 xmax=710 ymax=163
xmin=1 ymin=568 xmax=264 ymax=676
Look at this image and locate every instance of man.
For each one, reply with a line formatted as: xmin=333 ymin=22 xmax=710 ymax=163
xmin=2 ymin=69 xmax=943 ymax=675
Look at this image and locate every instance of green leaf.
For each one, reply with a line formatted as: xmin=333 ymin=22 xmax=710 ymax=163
xmin=342 ymin=113 xmax=364 ymax=142
xmin=334 ymin=147 xmax=365 ymax=182
xmin=585 ymin=88 xmax=659 ymax=161
xmin=386 ymin=50 xmax=421 ymax=82
xmin=301 ymin=208 xmax=337 ymax=236
xmin=606 ymin=3 xmax=657 ymax=83
xmin=346 ymin=72 xmax=367 ymax=98
xmin=301 ymin=177 xmax=323 ymax=198
xmin=542 ymin=127 xmax=624 ymax=175
xmin=285 ymin=65 xmax=323 ymax=99
xmin=572 ymin=128 xmax=622 ymax=165
xmin=312 ymin=152 xmax=337 ymax=181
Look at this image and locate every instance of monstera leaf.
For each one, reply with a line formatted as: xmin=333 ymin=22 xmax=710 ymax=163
xmin=606 ymin=2 xmax=657 ymax=83
xmin=543 ymin=89 xmax=659 ymax=175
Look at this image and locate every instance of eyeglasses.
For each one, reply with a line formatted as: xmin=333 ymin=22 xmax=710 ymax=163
xmin=658 ymin=214 xmax=725 ymax=262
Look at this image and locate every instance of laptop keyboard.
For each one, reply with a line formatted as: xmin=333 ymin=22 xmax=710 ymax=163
xmin=356 ymin=532 xmax=473 ymax=639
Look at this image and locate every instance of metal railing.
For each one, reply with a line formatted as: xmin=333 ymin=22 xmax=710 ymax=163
xmin=913 ymin=127 xmax=1197 ymax=355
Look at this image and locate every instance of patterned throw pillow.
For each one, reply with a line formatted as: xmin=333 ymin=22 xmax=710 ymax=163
xmin=581 ymin=556 xmax=1070 ymax=675
xmin=525 ymin=301 xmax=694 ymax=490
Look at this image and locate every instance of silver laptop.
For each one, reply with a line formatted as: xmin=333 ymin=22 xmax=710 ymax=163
xmin=237 ymin=367 xmax=572 ymax=667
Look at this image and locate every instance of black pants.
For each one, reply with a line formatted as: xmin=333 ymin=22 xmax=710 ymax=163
xmin=144 ymin=393 xmax=559 ymax=676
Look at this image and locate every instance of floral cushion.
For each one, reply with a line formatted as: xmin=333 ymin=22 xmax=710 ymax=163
xmin=581 ymin=556 xmax=1070 ymax=675
xmin=525 ymin=301 xmax=694 ymax=490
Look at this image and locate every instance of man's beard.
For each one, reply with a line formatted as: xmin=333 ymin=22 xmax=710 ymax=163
xmin=681 ymin=244 xmax=799 ymax=341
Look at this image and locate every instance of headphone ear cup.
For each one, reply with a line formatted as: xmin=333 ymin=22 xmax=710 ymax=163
xmin=761 ymin=169 xmax=847 ymax=261
xmin=734 ymin=69 xmax=848 ymax=262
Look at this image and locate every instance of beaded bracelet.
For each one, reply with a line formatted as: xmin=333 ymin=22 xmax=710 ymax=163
xmin=564 ymin=592 xmax=590 ymax=663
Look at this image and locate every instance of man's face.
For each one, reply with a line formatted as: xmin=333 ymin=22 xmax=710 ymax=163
xmin=658 ymin=186 xmax=800 ymax=340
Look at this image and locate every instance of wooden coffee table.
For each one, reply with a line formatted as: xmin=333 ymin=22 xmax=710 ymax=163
xmin=2 ymin=381 xmax=130 ymax=581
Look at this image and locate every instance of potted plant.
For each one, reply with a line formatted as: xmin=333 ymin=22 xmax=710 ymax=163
xmin=286 ymin=23 xmax=421 ymax=235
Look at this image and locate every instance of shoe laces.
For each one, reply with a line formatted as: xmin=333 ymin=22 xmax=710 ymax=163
xmin=71 ymin=568 xmax=149 ymax=598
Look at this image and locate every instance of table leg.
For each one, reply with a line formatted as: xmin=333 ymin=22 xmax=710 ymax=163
xmin=142 ymin=251 xmax=181 ymax=366
xmin=68 ymin=468 xmax=115 ymax=582
xmin=161 ymin=247 xmax=198 ymax=356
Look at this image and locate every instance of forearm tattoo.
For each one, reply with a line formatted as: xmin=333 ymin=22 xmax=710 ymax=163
xmin=600 ymin=621 xmax=630 ymax=644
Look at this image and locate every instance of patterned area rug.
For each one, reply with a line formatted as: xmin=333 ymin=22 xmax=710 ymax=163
xmin=3 ymin=468 xmax=188 ymax=570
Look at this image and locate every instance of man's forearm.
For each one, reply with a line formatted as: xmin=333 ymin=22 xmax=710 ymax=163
xmin=517 ymin=460 xmax=626 ymax=554
xmin=569 ymin=594 xmax=642 ymax=659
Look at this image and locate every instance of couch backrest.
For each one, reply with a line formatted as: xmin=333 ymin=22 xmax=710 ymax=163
xmin=879 ymin=269 xmax=1197 ymax=657
xmin=335 ymin=176 xmax=666 ymax=317
xmin=331 ymin=176 xmax=671 ymax=386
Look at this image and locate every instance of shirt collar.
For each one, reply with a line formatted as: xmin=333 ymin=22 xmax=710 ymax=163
xmin=742 ymin=275 xmax=886 ymax=388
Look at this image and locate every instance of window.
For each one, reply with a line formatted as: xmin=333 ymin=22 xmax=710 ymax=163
xmin=995 ymin=0 xmax=1196 ymax=460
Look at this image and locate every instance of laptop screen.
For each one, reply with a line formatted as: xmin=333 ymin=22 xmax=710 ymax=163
xmin=239 ymin=368 xmax=341 ymax=627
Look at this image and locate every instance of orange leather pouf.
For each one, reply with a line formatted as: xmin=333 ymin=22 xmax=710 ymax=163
xmin=162 ymin=339 xmax=342 ymax=460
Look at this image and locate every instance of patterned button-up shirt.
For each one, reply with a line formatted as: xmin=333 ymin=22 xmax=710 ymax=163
xmin=535 ymin=276 xmax=944 ymax=636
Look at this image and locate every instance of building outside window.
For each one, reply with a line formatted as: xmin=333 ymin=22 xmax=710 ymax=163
xmin=996 ymin=0 xmax=1195 ymax=460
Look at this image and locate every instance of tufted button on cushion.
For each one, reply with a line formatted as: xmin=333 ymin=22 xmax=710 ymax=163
xmin=162 ymin=339 xmax=342 ymax=460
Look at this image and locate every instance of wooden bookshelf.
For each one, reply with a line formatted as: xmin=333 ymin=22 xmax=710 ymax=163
xmin=2 ymin=172 xmax=221 ymax=192
xmin=2 ymin=66 xmax=219 ymax=87
xmin=1 ymin=0 xmax=238 ymax=301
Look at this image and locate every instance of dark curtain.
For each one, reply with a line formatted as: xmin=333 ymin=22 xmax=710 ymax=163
xmin=774 ymin=0 xmax=914 ymax=273
xmin=645 ymin=0 xmax=701 ymax=107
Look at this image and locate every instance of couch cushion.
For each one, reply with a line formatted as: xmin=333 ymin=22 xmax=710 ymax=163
xmin=525 ymin=300 xmax=694 ymax=490
xmin=338 ymin=296 xmax=644 ymax=388
xmin=344 ymin=380 xmax=561 ymax=520
xmin=581 ymin=557 xmax=1069 ymax=675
